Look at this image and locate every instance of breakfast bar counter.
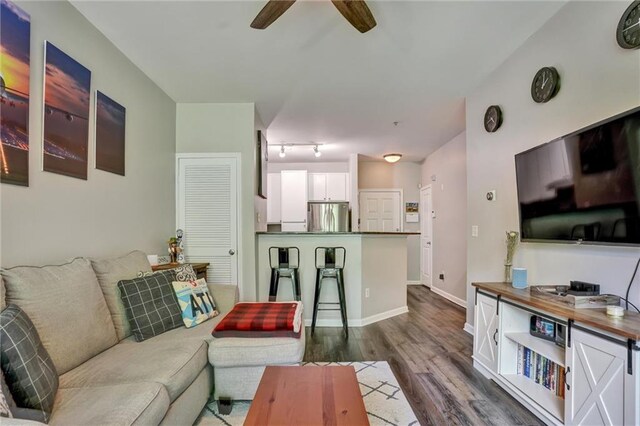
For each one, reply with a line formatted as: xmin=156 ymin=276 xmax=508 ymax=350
xmin=256 ymin=232 xmax=417 ymax=327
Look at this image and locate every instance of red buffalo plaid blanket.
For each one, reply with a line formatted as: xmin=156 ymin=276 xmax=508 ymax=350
xmin=212 ymin=302 xmax=303 ymax=338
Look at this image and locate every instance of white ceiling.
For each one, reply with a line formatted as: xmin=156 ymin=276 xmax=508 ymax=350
xmin=71 ymin=0 xmax=566 ymax=163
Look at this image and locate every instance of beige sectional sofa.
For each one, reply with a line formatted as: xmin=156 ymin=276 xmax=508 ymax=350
xmin=1 ymin=251 xmax=305 ymax=425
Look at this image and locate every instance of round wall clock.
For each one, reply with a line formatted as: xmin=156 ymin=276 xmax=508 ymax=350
xmin=617 ymin=1 xmax=640 ymax=49
xmin=531 ymin=67 xmax=560 ymax=103
xmin=484 ymin=105 xmax=503 ymax=133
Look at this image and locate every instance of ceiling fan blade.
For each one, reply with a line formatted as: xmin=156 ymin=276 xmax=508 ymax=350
xmin=331 ymin=0 xmax=377 ymax=33
xmin=250 ymin=0 xmax=297 ymax=30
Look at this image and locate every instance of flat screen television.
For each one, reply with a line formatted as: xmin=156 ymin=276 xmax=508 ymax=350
xmin=515 ymin=106 xmax=640 ymax=246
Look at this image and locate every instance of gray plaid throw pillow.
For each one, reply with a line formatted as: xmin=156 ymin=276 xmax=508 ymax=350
xmin=118 ymin=270 xmax=183 ymax=342
xmin=0 ymin=305 xmax=58 ymax=421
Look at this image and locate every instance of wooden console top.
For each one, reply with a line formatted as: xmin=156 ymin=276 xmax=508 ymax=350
xmin=473 ymin=282 xmax=640 ymax=341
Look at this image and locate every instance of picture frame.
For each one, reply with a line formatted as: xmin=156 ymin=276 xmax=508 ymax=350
xmin=257 ymin=130 xmax=268 ymax=198
xmin=95 ymin=90 xmax=125 ymax=176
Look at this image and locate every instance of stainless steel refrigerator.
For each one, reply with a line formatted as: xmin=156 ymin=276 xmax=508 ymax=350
xmin=307 ymin=202 xmax=350 ymax=232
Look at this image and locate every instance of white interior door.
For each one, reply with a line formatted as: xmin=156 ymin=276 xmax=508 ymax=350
xmin=358 ymin=191 xmax=401 ymax=232
xmin=420 ymin=186 xmax=433 ymax=287
xmin=177 ymin=155 xmax=239 ymax=286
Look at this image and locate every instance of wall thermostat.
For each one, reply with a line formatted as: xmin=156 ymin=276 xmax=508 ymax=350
xmin=486 ymin=190 xmax=496 ymax=201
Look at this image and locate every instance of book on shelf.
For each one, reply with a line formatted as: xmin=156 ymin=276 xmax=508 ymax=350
xmin=517 ymin=344 xmax=565 ymax=399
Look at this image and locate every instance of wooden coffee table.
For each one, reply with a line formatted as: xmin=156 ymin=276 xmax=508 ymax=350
xmin=244 ymin=366 xmax=370 ymax=425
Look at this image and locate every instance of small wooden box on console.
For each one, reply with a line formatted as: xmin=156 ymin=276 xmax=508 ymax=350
xmin=471 ymin=282 xmax=640 ymax=426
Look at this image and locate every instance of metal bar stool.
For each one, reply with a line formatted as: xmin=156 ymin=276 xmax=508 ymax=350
xmin=268 ymin=247 xmax=301 ymax=302
xmin=311 ymin=247 xmax=348 ymax=338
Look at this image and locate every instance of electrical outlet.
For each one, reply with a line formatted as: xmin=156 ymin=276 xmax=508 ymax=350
xmin=365 ymin=288 xmax=370 ymax=298
xmin=439 ymin=272 xmax=445 ymax=280
xmin=472 ymin=225 xmax=479 ymax=237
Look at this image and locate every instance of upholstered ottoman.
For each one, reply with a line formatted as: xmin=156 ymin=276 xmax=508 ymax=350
xmin=208 ymin=332 xmax=306 ymax=400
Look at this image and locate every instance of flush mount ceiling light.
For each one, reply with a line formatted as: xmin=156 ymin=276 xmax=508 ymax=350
xmin=383 ymin=153 xmax=402 ymax=163
xmin=313 ymin=145 xmax=322 ymax=158
xmin=279 ymin=146 xmax=286 ymax=158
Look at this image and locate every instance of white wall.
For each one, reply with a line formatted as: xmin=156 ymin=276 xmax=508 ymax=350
xmin=466 ymin=1 xmax=640 ymax=326
xmin=358 ymin=161 xmax=421 ymax=281
xmin=175 ymin=103 xmax=259 ymax=301
xmin=1 ymin=1 xmax=176 ymax=267
xmin=422 ymin=131 xmax=467 ymax=303
xmin=268 ymin=162 xmax=348 ymax=173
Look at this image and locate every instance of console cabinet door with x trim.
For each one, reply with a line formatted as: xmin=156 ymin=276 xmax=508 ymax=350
xmin=565 ymin=327 xmax=630 ymax=425
xmin=474 ymin=293 xmax=499 ymax=374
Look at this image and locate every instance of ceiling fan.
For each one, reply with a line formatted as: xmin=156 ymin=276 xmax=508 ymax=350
xmin=250 ymin=0 xmax=377 ymax=33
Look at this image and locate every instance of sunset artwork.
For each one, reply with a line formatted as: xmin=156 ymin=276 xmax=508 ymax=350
xmin=0 ymin=0 xmax=30 ymax=186
xmin=43 ymin=41 xmax=91 ymax=180
xmin=95 ymin=91 xmax=125 ymax=176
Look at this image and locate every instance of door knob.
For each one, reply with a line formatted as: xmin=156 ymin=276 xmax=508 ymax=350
xmin=229 ymin=249 xmax=235 ymax=255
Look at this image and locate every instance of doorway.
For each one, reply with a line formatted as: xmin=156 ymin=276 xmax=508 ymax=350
xmin=358 ymin=190 xmax=403 ymax=232
xmin=420 ymin=186 xmax=433 ymax=287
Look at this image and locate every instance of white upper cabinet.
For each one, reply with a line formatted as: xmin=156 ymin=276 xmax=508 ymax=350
xmin=267 ymin=173 xmax=281 ymax=224
xmin=308 ymin=173 xmax=349 ymax=201
xmin=280 ymin=170 xmax=308 ymax=223
xmin=309 ymin=173 xmax=327 ymax=202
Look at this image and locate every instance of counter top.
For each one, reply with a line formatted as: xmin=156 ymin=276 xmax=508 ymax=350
xmin=256 ymin=231 xmax=420 ymax=236
xmin=473 ymin=282 xmax=640 ymax=341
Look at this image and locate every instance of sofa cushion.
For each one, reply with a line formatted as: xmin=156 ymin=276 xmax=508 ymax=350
xmin=119 ymin=313 xmax=225 ymax=345
xmin=208 ymin=331 xmax=306 ymax=368
xmin=50 ymin=383 xmax=169 ymax=426
xmin=118 ymin=270 xmax=183 ymax=342
xmin=1 ymin=258 xmax=118 ymax=375
xmin=172 ymin=278 xmax=218 ymax=328
xmin=0 ymin=305 xmax=58 ymax=422
xmin=59 ymin=339 xmax=207 ymax=402
xmin=91 ymin=251 xmax=152 ymax=340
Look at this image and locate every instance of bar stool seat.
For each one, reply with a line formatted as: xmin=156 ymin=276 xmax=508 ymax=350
xmin=311 ymin=247 xmax=348 ymax=338
xmin=268 ymin=247 xmax=301 ymax=302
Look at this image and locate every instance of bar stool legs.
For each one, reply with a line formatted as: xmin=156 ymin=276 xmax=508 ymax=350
xmin=336 ymin=269 xmax=348 ymax=339
xmin=268 ymin=269 xmax=280 ymax=302
xmin=311 ymin=270 xmax=322 ymax=334
xmin=290 ymin=269 xmax=302 ymax=302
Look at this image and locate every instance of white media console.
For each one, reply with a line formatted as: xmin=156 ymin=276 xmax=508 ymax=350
xmin=472 ymin=282 xmax=640 ymax=426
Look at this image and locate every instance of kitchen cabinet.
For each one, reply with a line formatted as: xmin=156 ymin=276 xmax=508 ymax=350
xmin=280 ymin=170 xmax=308 ymax=229
xmin=267 ymin=173 xmax=281 ymax=224
xmin=308 ymin=173 xmax=349 ymax=201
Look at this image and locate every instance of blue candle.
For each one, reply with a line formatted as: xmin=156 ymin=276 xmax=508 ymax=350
xmin=512 ymin=268 xmax=527 ymax=289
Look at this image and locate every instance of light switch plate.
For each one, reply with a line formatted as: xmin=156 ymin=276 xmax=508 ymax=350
xmin=472 ymin=225 xmax=479 ymax=237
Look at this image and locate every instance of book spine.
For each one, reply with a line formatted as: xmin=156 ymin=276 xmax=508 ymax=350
xmin=517 ymin=344 xmax=523 ymax=375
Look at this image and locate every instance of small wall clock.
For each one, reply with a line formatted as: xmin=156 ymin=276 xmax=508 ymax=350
xmin=484 ymin=105 xmax=503 ymax=133
xmin=617 ymin=1 xmax=640 ymax=49
xmin=531 ymin=67 xmax=560 ymax=103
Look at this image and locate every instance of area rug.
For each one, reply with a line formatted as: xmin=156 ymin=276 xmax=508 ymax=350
xmin=197 ymin=361 xmax=418 ymax=426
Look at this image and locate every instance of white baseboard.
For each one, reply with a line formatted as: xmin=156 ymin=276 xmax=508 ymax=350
xmin=463 ymin=322 xmax=474 ymax=335
xmin=304 ymin=305 xmax=409 ymax=328
xmin=429 ymin=285 xmax=467 ymax=309
xmin=406 ymin=280 xmax=422 ymax=286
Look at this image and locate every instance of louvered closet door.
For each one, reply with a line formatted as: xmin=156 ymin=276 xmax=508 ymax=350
xmin=177 ymin=156 xmax=238 ymax=286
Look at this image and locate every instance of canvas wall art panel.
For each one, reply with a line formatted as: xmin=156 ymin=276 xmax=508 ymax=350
xmin=0 ymin=0 xmax=31 ymax=186
xmin=95 ymin=91 xmax=125 ymax=176
xmin=42 ymin=41 xmax=91 ymax=180
xmin=257 ymin=130 xmax=268 ymax=198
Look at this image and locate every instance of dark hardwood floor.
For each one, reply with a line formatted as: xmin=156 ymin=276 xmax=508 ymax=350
xmin=303 ymin=286 xmax=543 ymax=426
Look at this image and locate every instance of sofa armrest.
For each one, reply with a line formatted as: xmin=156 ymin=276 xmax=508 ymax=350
xmin=208 ymin=284 xmax=238 ymax=314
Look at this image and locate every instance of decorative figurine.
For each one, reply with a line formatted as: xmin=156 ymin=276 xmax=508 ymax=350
xmin=176 ymin=229 xmax=185 ymax=264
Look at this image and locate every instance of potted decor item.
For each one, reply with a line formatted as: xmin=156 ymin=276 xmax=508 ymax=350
xmin=504 ymin=231 xmax=520 ymax=283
